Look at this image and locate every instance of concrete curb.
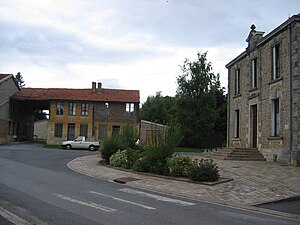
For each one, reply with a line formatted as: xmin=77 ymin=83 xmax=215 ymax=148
xmin=0 ymin=207 xmax=31 ymax=225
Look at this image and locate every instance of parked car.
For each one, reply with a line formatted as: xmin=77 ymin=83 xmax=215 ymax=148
xmin=61 ymin=136 xmax=100 ymax=151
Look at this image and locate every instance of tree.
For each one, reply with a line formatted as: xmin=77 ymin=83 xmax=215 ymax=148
xmin=140 ymin=92 xmax=177 ymax=125
xmin=15 ymin=72 xmax=25 ymax=88
xmin=176 ymin=52 xmax=225 ymax=147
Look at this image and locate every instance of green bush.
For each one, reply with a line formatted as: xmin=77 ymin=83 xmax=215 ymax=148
xmin=101 ymin=135 xmax=125 ymax=163
xmin=109 ymin=150 xmax=128 ymax=168
xmin=189 ymin=159 xmax=220 ymax=182
xmin=132 ymin=146 xmax=173 ymax=175
xmin=167 ymin=155 xmax=193 ymax=177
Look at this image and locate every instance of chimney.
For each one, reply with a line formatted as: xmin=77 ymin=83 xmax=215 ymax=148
xmin=97 ymin=82 xmax=102 ymax=89
xmin=92 ymin=82 xmax=96 ymax=92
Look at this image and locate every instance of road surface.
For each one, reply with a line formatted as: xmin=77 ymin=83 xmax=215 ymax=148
xmin=0 ymin=143 xmax=299 ymax=225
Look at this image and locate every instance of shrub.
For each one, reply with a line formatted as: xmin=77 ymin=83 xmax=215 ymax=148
xmin=167 ymin=156 xmax=193 ymax=177
xmin=109 ymin=150 xmax=128 ymax=168
xmin=101 ymin=135 xmax=125 ymax=163
xmin=132 ymin=146 xmax=173 ymax=175
xmin=189 ymin=159 xmax=220 ymax=182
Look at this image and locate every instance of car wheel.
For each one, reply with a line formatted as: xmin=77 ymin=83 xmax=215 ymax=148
xmin=89 ymin=145 xmax=95 ymax=151
xmin=66 ymin=144 xmax=72 ymax=150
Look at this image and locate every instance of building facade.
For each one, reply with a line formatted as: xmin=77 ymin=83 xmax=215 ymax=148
xmin=226 ymin=14 xmax=300 ymax=166
xmin=0 ymin=74 xmax=20 ymax=143
xmin=13 ymin=82 xmax=140 ymax=145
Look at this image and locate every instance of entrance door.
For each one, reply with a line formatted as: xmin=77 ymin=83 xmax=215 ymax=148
xmin=67 ymin=123 xmax=75 ymax=140
xmin=250 ymin=105 xmax=257 ymax=148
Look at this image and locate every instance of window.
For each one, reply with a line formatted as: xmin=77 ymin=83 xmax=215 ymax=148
xmin=100 ymin=102 xmax=109 ymax=116
xmin=81 ymin=102 xmax=89 ymax=116
xmin=126 ymin=103 xmax=135 ymax=112
xmin=234 ymin=109 xmax=240 ymax=138
xmin=234 ymin=69 xmax=240 ymax=95
xmin=54 ymin=123 xmax=63 ymax=137
xmin=80 ymin=124 xmax=88 ymax=139
xmin=68 ymin=102 xmax=76 ymax=116
xmin=271 ymin=98 xmax=280 ymax=137
xmin=99 ymin=125 xmax=108 ymax=139
xmin=251 ymin=58 xmax=257 ymax=89
xmin=56 ymin=102 xmax=64 ymax=115
xmin=272 ymin=45 xmax=280 ymax=80
xmin=112 ymin=126 xmax=120 ymax=136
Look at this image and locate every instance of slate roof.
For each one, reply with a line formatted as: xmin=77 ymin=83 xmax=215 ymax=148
xmin=13 ymin=88 xmax=140 ymax=103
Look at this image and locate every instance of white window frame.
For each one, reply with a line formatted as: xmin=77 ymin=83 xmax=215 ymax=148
xmin=126 ymin=103 xmax=135 ymax=112
xmin=81 ymin=102 xmax=89 ymax=116
xmin=68 ymin=102 xmax=76 ymax=116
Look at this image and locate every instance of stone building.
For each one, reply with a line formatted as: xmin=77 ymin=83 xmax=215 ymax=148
xmin=0 ymin=74 xmax=20 ymax=143
xmin=226 ymin=14 xmax=300 ymax=166
xmin=12 ymin=82 xmax=140 ymax=145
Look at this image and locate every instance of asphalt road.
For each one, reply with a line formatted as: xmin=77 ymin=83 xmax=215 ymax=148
xmin=0 ymin=143 xmax=299 ymax=225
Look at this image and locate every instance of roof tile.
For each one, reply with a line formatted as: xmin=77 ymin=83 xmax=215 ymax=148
xmin=13 ymin=88 xmax=140 ymax=103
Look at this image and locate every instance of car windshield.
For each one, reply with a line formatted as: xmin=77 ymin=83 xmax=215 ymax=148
xmin=75 ymin=137 xmax=83 ymax=142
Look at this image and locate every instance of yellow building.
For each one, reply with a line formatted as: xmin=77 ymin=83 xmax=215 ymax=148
xmin=13 ymin=82 xmax=140 ymax=144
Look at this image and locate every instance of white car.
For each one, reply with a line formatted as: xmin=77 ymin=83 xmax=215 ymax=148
xmin=61 ymin=136 xmax=100 ymax=151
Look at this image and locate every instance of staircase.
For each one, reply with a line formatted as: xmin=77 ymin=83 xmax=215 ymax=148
xmin=211 ymin=147 xmax=266 ymax=161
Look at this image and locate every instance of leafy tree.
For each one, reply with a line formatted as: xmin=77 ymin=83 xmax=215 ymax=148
xmin=15 ymin=72 xmax=25 ymax=88
xmin=176 ymin=52 xmax=224 ymax=147
xmin=140 ymin=92 xmax=177 ymax=125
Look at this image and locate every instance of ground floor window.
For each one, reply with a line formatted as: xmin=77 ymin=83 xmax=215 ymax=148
xmin=54 ymin=123 xmax=63 ymax=137
xmin=271 ymin=98 xmax=280 ymax=137
xmin=234 ymin=109 xmax=240 ymax=138
xmin=112 ymin=126 xmax=120 ymax=136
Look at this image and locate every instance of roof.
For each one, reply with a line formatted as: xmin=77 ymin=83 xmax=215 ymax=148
xmin=0 ymin=74 xmax=12 ymax=82
xmin=226 ymin=14 xmax=300 ymax=68
xmin=13 ymin=87 xmax=140 ymax=103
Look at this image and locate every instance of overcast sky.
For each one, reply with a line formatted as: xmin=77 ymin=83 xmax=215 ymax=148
xmin=1 ymin=0 xmax=299 ymax=103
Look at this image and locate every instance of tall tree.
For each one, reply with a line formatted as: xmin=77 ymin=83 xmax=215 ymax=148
xmin=15 ymin=72 xmax=25 ymax=88
xmin=176 ymin=52 xmax=223 ymax=147
xmin=140 ymin=92 xmax=177 ymax=125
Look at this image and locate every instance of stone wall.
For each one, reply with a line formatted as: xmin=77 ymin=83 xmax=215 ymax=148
xmin=227 ymin=16 xmax=300 ymax=165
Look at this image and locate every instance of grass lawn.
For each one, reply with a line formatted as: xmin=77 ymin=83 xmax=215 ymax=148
xmin=174 ymin=147 xmax=203 ymax=153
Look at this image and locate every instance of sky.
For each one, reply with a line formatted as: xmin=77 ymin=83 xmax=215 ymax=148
xmin=1 ymin=0 xmax=299 ymax=103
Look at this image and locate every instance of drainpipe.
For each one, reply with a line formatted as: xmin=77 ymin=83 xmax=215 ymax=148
xmin=227 ymin=68 xmax=231 ymax=147
xmin=288 ymin=20 xmax=293 ymax=165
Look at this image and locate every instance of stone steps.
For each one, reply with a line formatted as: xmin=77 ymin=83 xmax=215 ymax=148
xmin=211 ymin=147 xmax=266 ymax=161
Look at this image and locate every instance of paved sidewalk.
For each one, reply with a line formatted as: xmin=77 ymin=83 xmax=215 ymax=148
xmin=68 ymin=154 xmax=300 ymax=207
